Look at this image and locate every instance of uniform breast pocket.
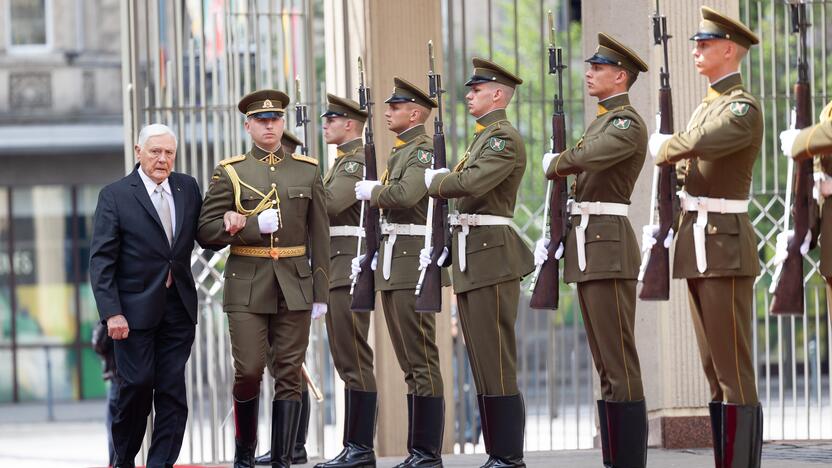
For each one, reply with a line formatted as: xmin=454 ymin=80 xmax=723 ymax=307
xmin=294 ymin=257 xmax=314 ymax=303
xmin=240 ymin=187 xmax=263 ymax=212
xmin=705 ymin=215 xmax=741 ymax=270
xmin=223 ymin=260 xmax=255 ymax=307
xmin=288 ymin=186 xmax=312 ymax=218
xmin=584 ymin=222 xmax=622 ymax=273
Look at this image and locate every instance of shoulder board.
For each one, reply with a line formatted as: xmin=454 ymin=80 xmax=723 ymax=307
xmin=730 ymin=89 xmax=744 ymax=97
xmin=219 ymin=154 xmax=246 ymax=166
xmin=292 ymin=154 xmax=319 ymax=166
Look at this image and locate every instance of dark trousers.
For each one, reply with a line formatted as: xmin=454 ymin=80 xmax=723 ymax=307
xmin=111 ymin=286 xmax=196 ymax=468
xmin=106 ymin=379 xmax=119 ymax=466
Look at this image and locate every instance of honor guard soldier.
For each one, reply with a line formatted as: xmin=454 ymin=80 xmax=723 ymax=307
xmin=197 ymin=89 xmax=330 ymax=468
xmin=650 ymin=7 xmax=763 ymax=467
xmin=537 ymin=33 xmax=649 ymax=468
xmin=314 ymin=93 xmax=378 ymax=468
xmin=425 ymin=58 xmax=533 ymax=468
xmin=780 ymin=101 xmax=832 ymax=286
xmin=352 ymin=77 xmax=446 ymax=468
xmin=254 ymin=127 xmax=312 ymax=468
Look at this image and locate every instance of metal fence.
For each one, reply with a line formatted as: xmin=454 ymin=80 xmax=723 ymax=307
xmin=120 ymin=0 xmax=832 ymax=463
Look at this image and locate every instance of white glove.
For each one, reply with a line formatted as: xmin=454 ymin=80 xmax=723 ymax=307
xmin=533 ymin=238 xmax=563 ymax=266
xmin=424 ymin=168 xmax=450 ymax=189
xmin=257 ymin=208 xmax=279 ymax=234
xmin=349 ymin=252 xmax=378 ymax=280
xmin=418 ymin=246 xmax=449 ymax=270
xmin=780 ymin=128 xmax=800 ymax=158
xmin=648 ymin=132 xmax=672 ymax=159
xmin=542 ymin=152 xmax=558 ymax=175
xmin=355 ymin=180 xmax=381 ymax=201
xmin=774 ymin=229 xmax=812 ymax=265
xmin=641 ymin=225 xmax=659 ymax=252
xmin=311 ymin=302 xmax=327 ymax=319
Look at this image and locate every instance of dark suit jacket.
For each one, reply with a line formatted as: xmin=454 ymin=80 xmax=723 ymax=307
xmin=90 ymin=166 xmax=205 ymax=329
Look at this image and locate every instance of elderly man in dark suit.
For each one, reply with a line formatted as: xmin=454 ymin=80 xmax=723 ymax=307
xmin=90 ymin=123 xmax=207 ymax=468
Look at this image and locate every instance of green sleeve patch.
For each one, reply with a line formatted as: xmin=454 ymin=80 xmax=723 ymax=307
xmin=730 ymin=102 xmax=750 ymax=117
xmin=416 ymin=149 xmax=434 ymax=164
xmin=344 ymin=161 xmax=360 ymax=174
xmin=612 ymin=117 xmax=631 ymax=130
xmin=488 ymin=137 xmax=506 ymax=151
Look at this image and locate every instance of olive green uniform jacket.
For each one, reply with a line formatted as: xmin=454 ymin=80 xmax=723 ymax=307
xmin=656 ymin=73 xmax=762 ymax=278
xmin=325 ymin=138 xmax=365 ymax=289
xmin=197 ymin=145 xmax=330 ymax=312
xmin=547 ymin=93 xmax=645 ymax=283
xmin=428 ymin=109 xmax=534 ymax=293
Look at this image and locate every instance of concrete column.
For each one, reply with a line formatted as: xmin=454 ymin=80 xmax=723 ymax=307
xmin=581 ymin=0 xmax=739 ymax=449
xmin=323 ymin=0 xmax=454 ymax=457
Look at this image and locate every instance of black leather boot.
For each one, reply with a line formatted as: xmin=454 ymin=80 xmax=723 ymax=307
xmin=481 ymin=394 xmax=525 ymax=468
xmin=293 ymin=390 xmax=310 ymax=464
xmin=477 ymin=394 xmax=494 ymax=463
xmin=271 ymin=399 xmax=302 ymax=468
xmin=721 ymin=403 xmax=763 ymax=468
xmin=709 ymin=401 xmax=723 ymax=468
xmin=404 ymin=395 xmax=444 ymax=467
xmin=597 ymin=400 xmax=611 ymax=467
xmin=234 ymin=396 xmax=260 ymax=468
xmin=392 ymin=394 xmax=415 ymax=468
xmin=606 ymin=400 xmax=647 ymax=468
xmin=255 ymin=451 xmax=272 ymax=466
xmin=315 ymin=389 xmax=377 ymax=468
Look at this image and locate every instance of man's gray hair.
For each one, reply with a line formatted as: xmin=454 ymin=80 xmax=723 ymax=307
xmin=137 ymin=124 xmax=178 ymax=148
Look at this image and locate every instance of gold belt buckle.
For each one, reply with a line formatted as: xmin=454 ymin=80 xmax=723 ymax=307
xmin=269 ymin=248 xmax=280 ymax=259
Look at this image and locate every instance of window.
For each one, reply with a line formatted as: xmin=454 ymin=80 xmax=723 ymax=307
xmin=8 ymin=0 xmax=51 ymax=50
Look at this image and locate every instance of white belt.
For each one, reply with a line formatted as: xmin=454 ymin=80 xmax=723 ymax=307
xmin=449 ymin=212 xmax=513 ymax=272
xmin=380 ymin=222 xmax=428 ymax=280
xmin=330 ymin=225 xmax=365 ymax=237
xmin=568 ymin=201 xmax=629 ymax=272
xmin=678 ymin=190 xmax=749 ymax=273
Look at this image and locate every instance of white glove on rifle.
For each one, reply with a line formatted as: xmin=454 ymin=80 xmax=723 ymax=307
xmin=780 ymin=128 xmax=800 ymax=158
xmin=257 ymin=208 xmax=280 ymax=234
xmin=774 ymin=229 xmax=812 ymax=265
xmin=311 ymin=302 xmax=327 ymax=320
xmin=418 ymin=246 xmax=449 ymax=270
xmin=350 ymin=252 xmax=378 ymax=280
xmin=533 ymin=238 xmax=563 ymax=266
xmin=542 ymin=152 xmax=558 ymax=175
xmin=648 ymin=132 xmax=672 ymax=159
xmin=354 ymin=180 xmax=381 ymax=201
xmin=424 ymin=168 xmax=450 ymax=189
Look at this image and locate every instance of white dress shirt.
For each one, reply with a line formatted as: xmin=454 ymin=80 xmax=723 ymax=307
xmin=138 ymin=167 xmax=177 ymax=236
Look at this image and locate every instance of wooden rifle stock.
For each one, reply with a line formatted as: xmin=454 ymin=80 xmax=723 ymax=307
xmin=350 ymin=58 xmax=380 ymax=312
xmin=415 ymin=131 xmax=448 ymax=312
xmin=771 ymin=3 xmax=814 ymax=316
xmin=530 ymin=11 xmax=567 ymax=310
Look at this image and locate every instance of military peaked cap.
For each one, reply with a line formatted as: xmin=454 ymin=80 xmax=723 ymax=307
xmin=238 ymin=89 xmax=290 ymax=118
xmin=586 ymin=33 xmax=649 ymax=75
xmin=464 ymin=57 xmax=523 ymax=88
xmin=321 ymin=93 xmax=368 ymax=122
xmin=691 ymin=6 xmax=759 ymax=49
xmin=384 ymin=77 xmax=437 ymax=109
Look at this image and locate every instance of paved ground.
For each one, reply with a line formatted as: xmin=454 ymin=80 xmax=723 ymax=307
xmin=1 ymin=400 xmax=830 ymax=467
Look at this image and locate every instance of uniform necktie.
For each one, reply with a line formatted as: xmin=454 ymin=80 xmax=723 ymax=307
xmin=154 ymin=185 xmax=174 ymax=287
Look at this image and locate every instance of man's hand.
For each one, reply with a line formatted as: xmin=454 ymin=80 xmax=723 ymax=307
xmin=311 ymin=303 xmax=327 ymax=320
xmin=223 ymin=211 xmax=247 ymax=236
xmin=542 ymin=152 xmax=558 ymax=175
xmin=355 ymin=180 xmax=381 ymax=201
xmin=648 ymin=132 xmax=672 ymax=159
xmin=418 ymin=246 xmax=449 ymax=270
xmin=349 ymin=253 xmax=378 ymax=280
xmin=257 ymin=208 xmax=280 ymax=234
xmin=780 ymin=128 xmax=800 ymax=158
xmin=424 ymin=168 xmax=450 ymax=189
xmin=533 ymin=238 xmax=563 ymax=266
xmin=107 ymin=314 xmax=130 ymax=340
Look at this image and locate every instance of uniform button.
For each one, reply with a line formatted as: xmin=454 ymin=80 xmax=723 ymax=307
xmin=403 ymin=251 xmax=407 ymax=254
xmin=270 ymin=167 xmax=275 ymax=172
xmin=272 ymin=200 xmax=277 ymax=205
xmin=596 ymin=235 xmax=601 ymax=239
xmin=483 ymin=242 xmax=487 ymax=246
xmin=336 ymin=250 xmax=341 ymax=254
xmin=232 ymin=273 xmax=236 ymax=277
xmin=271 ymin=183 xmax=276 ymax=188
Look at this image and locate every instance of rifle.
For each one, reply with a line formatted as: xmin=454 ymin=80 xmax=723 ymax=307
xmin=771 ymin=1 xmax=814 ymax=316
xmin=638 ymin=0 xmax=677 ymax=300
xmin=350 ymin=57 xmax=381 ymax=312
xmin=529 ymin=11 xmax=568 ymax=310
xmin=295 ymin=76 xmax=311 ymax=155
xmin=415 ymin=40 xmax=449 ymax=313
